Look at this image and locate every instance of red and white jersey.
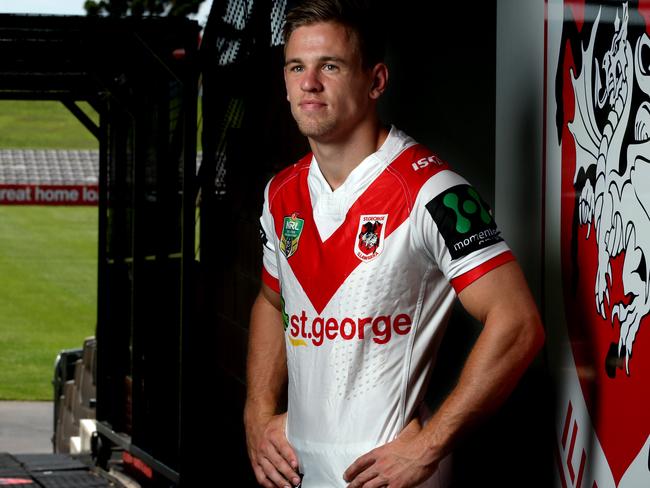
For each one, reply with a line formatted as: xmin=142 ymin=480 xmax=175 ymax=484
xmin=260 ymin=127 xmax=514 ymax=487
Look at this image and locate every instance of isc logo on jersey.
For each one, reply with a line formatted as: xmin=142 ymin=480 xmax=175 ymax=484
xmin=355 ymin=214 xmax=387 ymax=261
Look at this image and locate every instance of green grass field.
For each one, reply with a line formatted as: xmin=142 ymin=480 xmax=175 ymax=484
xmin=0 ymin=101 xmax=99 ymax=400
xmin=0 ymin=99 xmax=202 ymax=149
xmin=0 ymin=207 xmax=97 ymax=400
xmin=0 ymin=99 xmax=200 ymax=399
xmin=0 ymin=101 xmax=98 ymax=148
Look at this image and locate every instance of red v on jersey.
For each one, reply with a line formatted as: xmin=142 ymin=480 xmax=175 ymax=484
xmin=269 ymin=145 xmax=449 ymax=314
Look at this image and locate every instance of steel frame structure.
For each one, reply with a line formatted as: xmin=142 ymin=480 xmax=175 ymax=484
xmin=0 ymin=14 xmax=199 ymax=485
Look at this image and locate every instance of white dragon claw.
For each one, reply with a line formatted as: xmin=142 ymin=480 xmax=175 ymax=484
xmin=579 ymin=183 xmax=595 ymax=233
xmin=594 ymin=194 xmax=604 ymax=233
xmin=618 ymin=311 xmax=638 ymax=376
xmin=612 ymin=213 xmax=624 ymax=254
xmin=612 ymin=303 xmax=620 ymax=325
xmin=608 ymin=261 xmax=613 ymax=285
xmin=595 ymin=248 xmax=612 ymax=320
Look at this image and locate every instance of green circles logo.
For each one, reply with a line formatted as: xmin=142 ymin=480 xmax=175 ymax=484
xmin=426 ymin=184 xmax=502 ymax=260
xmin=442 ymin=187 xmax=493 ymax=234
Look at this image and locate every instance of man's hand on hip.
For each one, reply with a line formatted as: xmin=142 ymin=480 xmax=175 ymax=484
xmin=245 ymin=411 xmax=302 ymax=488
xmin=343 ymin=417 xmax=437 ymax=488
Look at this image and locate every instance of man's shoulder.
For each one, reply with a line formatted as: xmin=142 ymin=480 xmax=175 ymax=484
xmin=267 ymin=152 xmax=312 ymax=203
xmin=384 ymin=127 xmax=449 ymax=177
xmin=389 ymin=143 xmax=448 ymax=174
xmin=383 ymin=138 xmax=453 ymax=207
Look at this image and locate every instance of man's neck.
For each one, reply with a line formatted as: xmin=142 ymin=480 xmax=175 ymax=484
xmin=309 ymin=121 xmax=390 ymax=191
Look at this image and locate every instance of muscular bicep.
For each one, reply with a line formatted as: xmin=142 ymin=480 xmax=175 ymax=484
xmin=458 ymin=261 xmax=533 ymax=322
xmin=457 ymin=260 xmax=544 ymax=353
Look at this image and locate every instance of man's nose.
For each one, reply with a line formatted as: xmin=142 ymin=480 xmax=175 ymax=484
xmin=300 ymin=68 xmax=323 ymax=92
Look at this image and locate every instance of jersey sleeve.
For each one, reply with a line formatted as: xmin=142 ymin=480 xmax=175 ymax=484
xmin=260 ymin=179 xmax=280 ymax=293
xmin=411 ymin=169 xmax=515 ymax=293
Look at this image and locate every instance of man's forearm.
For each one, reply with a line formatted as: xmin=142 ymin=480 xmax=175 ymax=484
xmin=244 ymin=287 xmax=302 ymax=487
xmin=419 ymin=306 xmax=544 ymax=463
xmin=244 ymin=289 xmax=288 ymax=426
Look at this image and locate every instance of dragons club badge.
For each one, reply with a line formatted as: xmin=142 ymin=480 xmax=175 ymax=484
xmin=280 ymin=213 xmax=304 ymax=259
xmin=355 ymin=215 xmax=387 ymax=261
xmin=554 ymin=2 xmax=650 ymax=483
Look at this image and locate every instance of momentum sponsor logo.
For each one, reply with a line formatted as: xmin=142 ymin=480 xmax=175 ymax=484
xmin=453 ymin=228 xmax=500 ymax=253
xmin=287 ymin=311 xmax=412 ymax=347
xmin=426 ymin=184 xmax=503 ymax=259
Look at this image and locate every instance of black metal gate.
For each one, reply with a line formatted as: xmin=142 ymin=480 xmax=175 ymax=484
xmin=0 ymin=14 xmax=200 ymax=485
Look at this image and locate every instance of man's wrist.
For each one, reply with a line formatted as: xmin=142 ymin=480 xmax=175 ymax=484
xmin=243 ymin=402 xmax=276 ymax=429
xmin=423 ymin=442 xmax=444 ymax=467
xmin=415 ymin=426 xmax=446 ymax=467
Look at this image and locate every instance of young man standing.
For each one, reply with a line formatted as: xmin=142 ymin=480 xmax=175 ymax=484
xmin=244 ymin=1 xmax=545 ymax=487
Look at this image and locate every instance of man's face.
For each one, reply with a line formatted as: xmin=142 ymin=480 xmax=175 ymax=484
xmin=284 ymin=21 xmax=380 ymax=143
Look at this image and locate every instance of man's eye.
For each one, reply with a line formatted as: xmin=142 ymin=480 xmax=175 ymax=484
xmin=323 ymin=64 xmax=338 ymax=71
xmin=289 ymin=65 xmax=303 ymax=72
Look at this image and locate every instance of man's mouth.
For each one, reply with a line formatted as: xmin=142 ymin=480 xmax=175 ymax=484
xmin=299 ymin=100 xmax=327 ymax=111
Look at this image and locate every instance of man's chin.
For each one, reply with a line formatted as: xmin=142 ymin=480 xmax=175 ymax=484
xmin=297 ymin=123 xmax=339 ymax=142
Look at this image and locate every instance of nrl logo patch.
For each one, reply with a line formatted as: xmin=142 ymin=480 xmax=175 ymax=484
xmin=280 ymin=212 xmax=304 ymax=259
xmin=355 ymin=214 xmax=387 ymax=262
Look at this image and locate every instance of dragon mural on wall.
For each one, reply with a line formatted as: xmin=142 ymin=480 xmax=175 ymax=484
xmin=569 ymin=2 xmax=650 ymax=375
xmin=552 ymin=1 xmax=650 ymax=483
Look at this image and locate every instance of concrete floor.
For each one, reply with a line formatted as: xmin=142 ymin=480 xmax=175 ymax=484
xmin=0 ymin=401 xmax=53 ymax=454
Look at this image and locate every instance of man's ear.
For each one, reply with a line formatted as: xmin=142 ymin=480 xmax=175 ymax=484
xmin=369 ymin=63 xmax=388 ymax=100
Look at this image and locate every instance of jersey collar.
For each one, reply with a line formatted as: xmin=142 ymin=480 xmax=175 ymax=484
xmin=307 ymin=125 xmax=416 ymax=240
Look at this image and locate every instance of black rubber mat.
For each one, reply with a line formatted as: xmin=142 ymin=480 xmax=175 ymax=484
xmin=32 ymin=470 xmax=110 ymax=488
xmin=0 ymin=453 xmax=122 ymax=487
xmin=0 ymin=453 xmax=21 ymax=468
xmin=0 ymin=453 xmax=30 ymax=479
xmin=13 ymin=454 xmax=87 ymax=472
xmin=0 ymin=468 xmax=31 ymax=477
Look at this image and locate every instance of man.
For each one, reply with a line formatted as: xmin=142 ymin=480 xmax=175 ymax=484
xmin=244 ymin=1 xmax=545 ymax=487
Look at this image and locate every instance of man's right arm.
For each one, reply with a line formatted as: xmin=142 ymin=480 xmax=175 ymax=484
xmin=244 ymin=283 xmax=302 ymax=488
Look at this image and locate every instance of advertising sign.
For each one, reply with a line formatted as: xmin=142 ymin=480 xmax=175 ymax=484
xmin=0 ymin=184 xmax=98 ymax=206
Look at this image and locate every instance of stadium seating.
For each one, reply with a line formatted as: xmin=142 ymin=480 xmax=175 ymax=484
xmin=0 ymin=149 xmax=203 ymax=185
xmin=0 ymin=150 xmax=98 ymax=185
